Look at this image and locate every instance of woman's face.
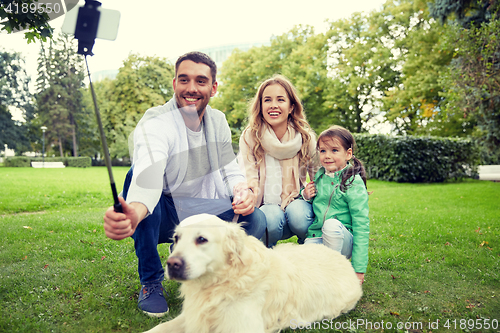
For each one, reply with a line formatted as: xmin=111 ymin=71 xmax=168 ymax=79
xmin=261 ymin=84 xmax=293 ymax=135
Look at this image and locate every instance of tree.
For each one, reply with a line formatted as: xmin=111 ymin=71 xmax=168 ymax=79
xmin=281 ymin=28 xmax=330 ymax=133
xmin=325 ymin=11 xmax=399 ymax=134
xmin=430 ymin=0 xmax=500 ymax=155
xmin=0 ymin=50 xmax=31 ymax=153
xmin=0 ymin=107 xmax=30 ymax=152
xmin=359 ymin=0 xmax=454 ymax=135
xmin=429 ymin=0 xmax=498 ymax=27
xmin=36 ymin=33 xmax=85 ymax=157
xmin=0 ymin=0 xmax=55 ymax=42
xmin=94 ymin=54 xmax=175 ymax=159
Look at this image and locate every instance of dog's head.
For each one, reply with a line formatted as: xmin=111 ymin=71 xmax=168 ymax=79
xmin=166 ymin=214 xmax=246 ymax=281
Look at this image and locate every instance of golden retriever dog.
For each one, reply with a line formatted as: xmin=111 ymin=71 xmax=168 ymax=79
xmin=143 ymin=214 xmax=362 ymax=333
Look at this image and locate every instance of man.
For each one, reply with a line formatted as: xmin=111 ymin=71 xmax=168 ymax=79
xmin=103 ymin=52 xmax=266 ymax=317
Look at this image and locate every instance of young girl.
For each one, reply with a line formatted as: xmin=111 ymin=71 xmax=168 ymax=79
xmin=239 ymin=75 xmax=319 ymax=247
xmin=302 ymin=125 xmax=370 ymax=284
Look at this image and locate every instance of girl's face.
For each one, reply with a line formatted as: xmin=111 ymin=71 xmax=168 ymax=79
xmin=261 ymin=84 xmax=293 ymax=135
xmin=318 ymin=137 xmax=352 ymax=173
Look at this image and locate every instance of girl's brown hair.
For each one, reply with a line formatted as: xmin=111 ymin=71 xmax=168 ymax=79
xmin=317 ymin=125 xmax=367 ymax=192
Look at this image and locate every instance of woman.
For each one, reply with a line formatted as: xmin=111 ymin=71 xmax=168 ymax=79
xmin=239 ymin=75 xmax=319 ymax=247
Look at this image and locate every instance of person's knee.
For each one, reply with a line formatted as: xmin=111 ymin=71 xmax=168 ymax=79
xmin=240 ymin=208 xmax=267 ymax=240
xmin=285 ymin=200 xmax=313 ymax=231
xmin=260 ymin=205 xmax=285 ymax=231
xmin=322 ymin=218 xmax=344 ymax=238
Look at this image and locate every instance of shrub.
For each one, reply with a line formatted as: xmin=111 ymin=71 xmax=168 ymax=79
xmin=6 ymin=156 xmax=92 ymax=168
xmin=30 ymin=157 xmax=65 ymax=165
xmin=354 ymin=134 xmax=480 ymax=183
xmin=91 ymin=158 xmax=131 ymax=167
xmin=5 ymin=156 xmax=31 ymax=167
xmin=67 ymin=157 xmax=91 ymax=168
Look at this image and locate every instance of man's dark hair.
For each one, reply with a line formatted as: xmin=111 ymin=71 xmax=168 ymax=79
xmin=175 ymin=51 xmax=217 ymax=83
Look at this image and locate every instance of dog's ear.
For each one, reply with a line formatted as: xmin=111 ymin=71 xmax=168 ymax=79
xmin=223 ymin=224 xmax=246 ymax=266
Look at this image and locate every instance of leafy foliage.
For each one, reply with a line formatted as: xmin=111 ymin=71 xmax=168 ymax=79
xmin=5 ymin=155 xmax=91 ymax=167
xmin=429 ymin=0 xmax=499 ymax=27
xmin=0 ymin=0 xmax=55 ymax=42
xmin=88 ymin=54 xmax=175 ymax=159
xmin=0 ymin=107 xmax=30 ymax=152
xmin=36 ymin=34 xmax=86 ymax=157
xmin=213 ymin=0 xmax=472 ymax=142
xmin=355 ymin=134 xmax=480 ymax=182
xmin=3 ymin=155 xmax=30 ymax=167
xmin=0 ymin=50 xmax=31 ymax=153
xmin=430 ymin=0 xmax=500 ymax=157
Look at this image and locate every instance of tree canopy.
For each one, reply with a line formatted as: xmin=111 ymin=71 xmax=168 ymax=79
xmin=35 ymin=34 xmax=86 ymax=157
xmin=1 ymin=0 xmax=53 ymax=42
xmin=0 ymin=50 xmax=31 ymax=152
xmin=87 ymin=54 xmax=175 ymax=159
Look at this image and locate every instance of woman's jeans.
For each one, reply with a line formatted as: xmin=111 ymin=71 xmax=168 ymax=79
xmin=122 ymin=168 xmax=267 ymax=285
xmin=304 ymin=218 xmax=353 ymax=259
xmin=260 ymin=199 xmax=314 ymax=247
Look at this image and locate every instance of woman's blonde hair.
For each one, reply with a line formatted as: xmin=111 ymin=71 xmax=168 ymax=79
xmin=243 ymin=74 xmax=313 ymax=167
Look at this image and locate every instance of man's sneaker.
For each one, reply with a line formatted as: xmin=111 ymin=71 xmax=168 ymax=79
xmin=138 ymin=283 xmax=169 ymax=317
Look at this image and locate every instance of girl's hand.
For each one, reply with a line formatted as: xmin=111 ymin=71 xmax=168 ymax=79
xmin=303 ymin=181 xmax=317 ymax=201
xmin=356 ymin=273 xmax=365 ymax=285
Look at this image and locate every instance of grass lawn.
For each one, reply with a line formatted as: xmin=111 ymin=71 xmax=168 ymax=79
xmin=0 ymin=167 xmax=499 ymax=332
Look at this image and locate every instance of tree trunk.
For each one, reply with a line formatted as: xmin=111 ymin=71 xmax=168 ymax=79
xmin=58 ymin=136 xmax=63 ymax=157
xmin=72 ymin=124 xmax=78 ymax=157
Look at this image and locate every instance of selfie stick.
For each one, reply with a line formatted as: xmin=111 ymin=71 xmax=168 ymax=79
xmin=75 ymin=0 xmax=123 ymax=213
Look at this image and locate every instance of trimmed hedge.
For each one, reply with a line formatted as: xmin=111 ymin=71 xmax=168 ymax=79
xmin=5 ymin=156 xmax=92 ymax=168
xmin=4 ymin=156 xmax=31 ymax=167
xmin=354 ymin=134 xmax=480 ymax=183
xmin=67 ymin=157 xmax=92 ymax=168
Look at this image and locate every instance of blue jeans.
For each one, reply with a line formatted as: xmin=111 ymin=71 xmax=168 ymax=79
xmin=304 ymin=218 xmax=353 ymax=259
xmin=122 ymin=168 xmax=267 ymax=285
xmin=260 ymin=199 xmax=314 ymax=247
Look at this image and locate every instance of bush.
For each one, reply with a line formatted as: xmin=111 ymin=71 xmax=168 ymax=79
xmin=67 ymin=156 xmax=91 ymax=168
xmin=354 ymin=134 xmax=480 ymax=183
xmin=30 ymin=157 xmax=65 ymax=165
xmin=479 ymin=144 xmax=500 ymax=165
xmin=5 ymin=156 xmax=93 ymax=168
xmin=91 ymin=158 xmax=131 ymax=167
xmin=5 ymin=156 xmax=31 ymax=167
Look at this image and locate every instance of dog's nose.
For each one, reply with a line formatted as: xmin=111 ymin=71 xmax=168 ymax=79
xmin=167 ymin=256 xmax=183 ymax=270
xmin=167 ymin=256 xmax=185 ymax=279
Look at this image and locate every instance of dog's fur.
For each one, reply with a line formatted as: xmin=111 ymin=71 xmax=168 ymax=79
xmin=143 ymin=214 xmax=362 ymax=333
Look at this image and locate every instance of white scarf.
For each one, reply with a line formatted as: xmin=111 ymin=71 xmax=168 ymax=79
xmin=261 ymin=126 xmax=302 ymax=205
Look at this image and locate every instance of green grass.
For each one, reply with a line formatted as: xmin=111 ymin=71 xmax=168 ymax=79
xmin=0 ymin=167 xmax=499 ymax=332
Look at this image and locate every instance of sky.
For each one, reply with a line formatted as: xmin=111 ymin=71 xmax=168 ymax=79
xmin=1 ymin=0 xmax=388 ymax=83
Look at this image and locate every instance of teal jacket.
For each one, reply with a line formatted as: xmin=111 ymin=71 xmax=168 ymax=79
xmin=305 ymin=166 xmax=370 ymax=273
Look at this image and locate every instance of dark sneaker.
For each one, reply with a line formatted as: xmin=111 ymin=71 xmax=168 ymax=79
xmin=138 ymin=283 xmax=169 ymax=317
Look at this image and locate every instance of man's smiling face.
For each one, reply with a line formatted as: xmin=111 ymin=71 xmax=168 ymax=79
xmin=173 ymin=60 xmax=218 ymax=118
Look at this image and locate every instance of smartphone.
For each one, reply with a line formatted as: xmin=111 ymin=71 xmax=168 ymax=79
xmin=61 ymin=2 xmax=120 ymax=41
